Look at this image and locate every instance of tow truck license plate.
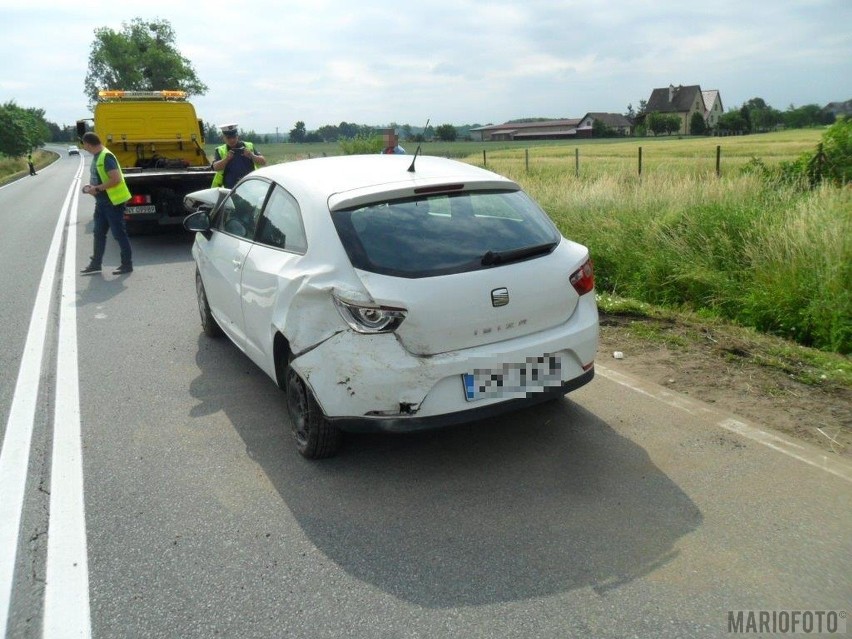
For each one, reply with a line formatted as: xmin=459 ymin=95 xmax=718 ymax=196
xmin=463 ymin=354 xmax=563 ymax=401
xmin=127 ymin=205 xmax=156 ymax=215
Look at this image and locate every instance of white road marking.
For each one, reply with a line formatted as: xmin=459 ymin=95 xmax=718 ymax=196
xmin=43 ymin=177 xmax=92 ymax=638
xmin=596 ymin=364 xmax=852 ymax=483
xmin=0 ymin=168 xmax=82 ymax=635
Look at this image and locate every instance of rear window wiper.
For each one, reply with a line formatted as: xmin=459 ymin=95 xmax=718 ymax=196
xmin=480 ymin=241 xmax=558 ymax=266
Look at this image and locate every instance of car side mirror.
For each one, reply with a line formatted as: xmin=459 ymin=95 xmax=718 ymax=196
xmin=183 ymin=210 xmax=212 ymax=238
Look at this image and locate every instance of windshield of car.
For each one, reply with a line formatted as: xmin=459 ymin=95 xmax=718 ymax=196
xmin=331 ymin=190 xmax=561 ymax=278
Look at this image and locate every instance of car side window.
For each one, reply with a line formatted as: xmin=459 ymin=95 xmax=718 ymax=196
xmin=216 ymin=179 xmax=271 ymax=240
xmin=255 ymin=185 xmax=307 ymax=254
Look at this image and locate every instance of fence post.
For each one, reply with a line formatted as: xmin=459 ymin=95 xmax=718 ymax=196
xmin=525 ymin=148 xmax=529 ymax=173
xmin=483 ymin=149 xmax=486 ymax=167
xmin=575 ymin=148 xmax=579 ymax=177
xmin=638 ymin=146 xmax=642 ymax=177
xmin=716 ymin=145 xmax=721 ymax=178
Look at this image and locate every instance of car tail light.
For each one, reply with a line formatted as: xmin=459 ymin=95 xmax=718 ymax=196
xmin=333 ymin=296 xmax=407 ymax=334
xmin=570 ymin=258 xmax=595 ymax=296
xmin=129 ymin=194 xmax=151 ymax=206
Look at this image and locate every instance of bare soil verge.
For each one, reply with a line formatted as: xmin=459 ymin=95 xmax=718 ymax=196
xmin=597 ymin=312 xmax=852 ymax=458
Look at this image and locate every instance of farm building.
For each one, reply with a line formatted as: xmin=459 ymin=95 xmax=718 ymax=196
xmin=471 ymin=112 xmax=632 ymax=141
xmin=471 ymin=119 xmax=581 ymax=141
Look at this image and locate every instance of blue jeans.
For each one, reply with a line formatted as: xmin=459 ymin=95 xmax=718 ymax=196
xmin=91 ymin=199 xmax=132 ymax=267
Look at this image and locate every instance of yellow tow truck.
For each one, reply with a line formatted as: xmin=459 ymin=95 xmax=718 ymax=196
xmin=76 ymin=90 xmax=216 ymax=233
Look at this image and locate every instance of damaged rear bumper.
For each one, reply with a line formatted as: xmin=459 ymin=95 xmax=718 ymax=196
xmin=327 ymin=368 xmax=594 ymax=433
xmin=289 ymin=298 xmax=598 ymax=433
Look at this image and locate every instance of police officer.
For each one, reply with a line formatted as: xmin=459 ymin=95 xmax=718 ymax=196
xmin=211 ymin=123 xmax=266 ymax=188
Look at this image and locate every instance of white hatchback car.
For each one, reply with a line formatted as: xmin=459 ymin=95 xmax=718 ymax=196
xmin=184 ymin=154 xmax=598 ymax=458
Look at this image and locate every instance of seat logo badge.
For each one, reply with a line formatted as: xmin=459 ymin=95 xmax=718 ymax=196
xmin=491 ymin=288 xmax=509 ymax=307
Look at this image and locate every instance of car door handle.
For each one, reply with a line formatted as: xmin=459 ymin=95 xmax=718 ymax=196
xmin=232 ymin=258 xmax=242 ymax=269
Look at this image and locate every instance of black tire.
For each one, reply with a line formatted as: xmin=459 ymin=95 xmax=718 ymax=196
xmin=285 ymin=364 xmax=340 ymax=459
xmin=196 ymin=269 xmax=224 ymax=338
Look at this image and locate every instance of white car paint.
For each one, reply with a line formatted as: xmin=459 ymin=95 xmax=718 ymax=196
xmin=187 ymin=155 xmax=599 ymax=431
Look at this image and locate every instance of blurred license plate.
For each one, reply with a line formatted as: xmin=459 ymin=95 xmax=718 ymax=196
xmin=126 ymin=205 xmax=156 ymax=215
xmin=463 ymin=354 xmax=563 ymax=401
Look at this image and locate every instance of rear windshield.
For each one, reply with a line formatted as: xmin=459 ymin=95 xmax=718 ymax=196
xmin=331 ymin=190 xmax=561 ymax=278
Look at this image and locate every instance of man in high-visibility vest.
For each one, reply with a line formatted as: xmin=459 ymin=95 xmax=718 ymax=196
xmin=211 ymin=123 xmax=266 ymax=188
xmin=79 ymin=132 xmax=134 ymax=275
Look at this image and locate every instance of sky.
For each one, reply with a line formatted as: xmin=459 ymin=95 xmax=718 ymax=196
xmin=1 ymin=0 xmax=850 ymax=134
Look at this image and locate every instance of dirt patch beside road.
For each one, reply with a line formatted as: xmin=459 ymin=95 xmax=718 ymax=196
xmin=596 ymin=313 xmax=852 ymax=458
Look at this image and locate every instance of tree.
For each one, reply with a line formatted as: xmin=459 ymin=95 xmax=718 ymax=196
xmin=647 ymin=112 xmax=681 ymax=136
xmin=647 ymin=112 xmax=667 ymax=136
xmin=664 ymin=114 xmax=681 ymax=135
xmin=0 ymin=101 xmax=49 ymax=157
xmin=435 ymin=124 xmax=457 ymax=141
xmin=689 ymin=112 xmax=707 ymax=136
xmin=316 ymin=124 xmax=340 ymax=142
xmin=625 ymin=103 xmax=636 ymax=122
xmin=718 ymin=111 xmax=747 ymax=134
xmin=592 ymin=119 xmax=615 ymax=138
xmin=743 ymin=97 xmax=768 ymax=111
xmin=739 ymin=105 xmax=752 ymax=133
xmin=289 ymin=121 xmax=307 ymax=143
xmin=783 ymin=104 xmax=825 ymax=129
xmin=84 ymin=18 xmax=208 ymax=106
xmin=819 ymin=115 xmax=851 ymax=185
xmin=338 ymin=121 xmax=359 ymax=139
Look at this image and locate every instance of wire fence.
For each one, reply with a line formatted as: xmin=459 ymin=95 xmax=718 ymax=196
xmin=477 ymin=140 xmax=848 ymax=186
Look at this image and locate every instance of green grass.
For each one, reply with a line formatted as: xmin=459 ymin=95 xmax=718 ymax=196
xmin=505 ymin=164 xmax=850 ymax=353
xmin=0 ymin=149 xmax=54 ymax=186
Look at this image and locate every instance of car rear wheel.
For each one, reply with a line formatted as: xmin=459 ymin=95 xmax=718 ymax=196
xmin=196 ymin=269 xmax=223 ymax=338
xmin=285 ymin=364 xmax=341 ymax=459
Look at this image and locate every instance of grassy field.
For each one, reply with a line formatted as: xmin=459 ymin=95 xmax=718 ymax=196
xmin=213 ymin=128 xmax=825 ymax=175
xmin=0 ymin=149 xmax=55 ymax=186
xmin=453 ymin=130 xmax=848 ymax=353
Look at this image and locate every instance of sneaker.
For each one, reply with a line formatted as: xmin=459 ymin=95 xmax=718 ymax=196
xmin=80 ymin=263 xmax=102 ymax=275
xmin=112 ymin=264 xmax=133 ymax=275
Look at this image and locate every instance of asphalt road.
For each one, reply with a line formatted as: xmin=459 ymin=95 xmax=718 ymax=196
xmin=1 ymin=152 xmax=850 ymax=639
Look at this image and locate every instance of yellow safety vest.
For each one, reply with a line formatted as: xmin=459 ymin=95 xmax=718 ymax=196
xmin=95 ymin=148 xmax=132 ymax=205
xmin=211 ymin=141 xmax=258 ymax=187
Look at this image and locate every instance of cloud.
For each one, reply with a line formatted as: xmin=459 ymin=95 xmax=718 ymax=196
xmin=0 ymin=0 xmax=849 ymax=130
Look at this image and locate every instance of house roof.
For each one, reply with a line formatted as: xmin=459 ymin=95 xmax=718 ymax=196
xmin=646 ymin=85 xmax=704 ymax=113
xmin=513 ymin=129 xmax=577 ymax=138
xmin=701 ymin=90 xmax=722 ymax=112
xmin=579 ymin=112 xmax=632 ymax=127
xmin=470 ymin=119 xmax=580 ymax=132
xmin=823 ymin=99 xmax=852 ymax=115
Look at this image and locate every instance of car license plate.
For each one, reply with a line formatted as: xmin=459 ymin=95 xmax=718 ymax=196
xmin=126 ymin=205 xmax=156 ymax=215
xmin=463 ymin=354 xmax=563 ymax=401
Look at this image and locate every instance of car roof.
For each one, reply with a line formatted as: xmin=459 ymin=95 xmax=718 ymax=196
xmin=250 ymin=154 xmax=519 ymax=210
